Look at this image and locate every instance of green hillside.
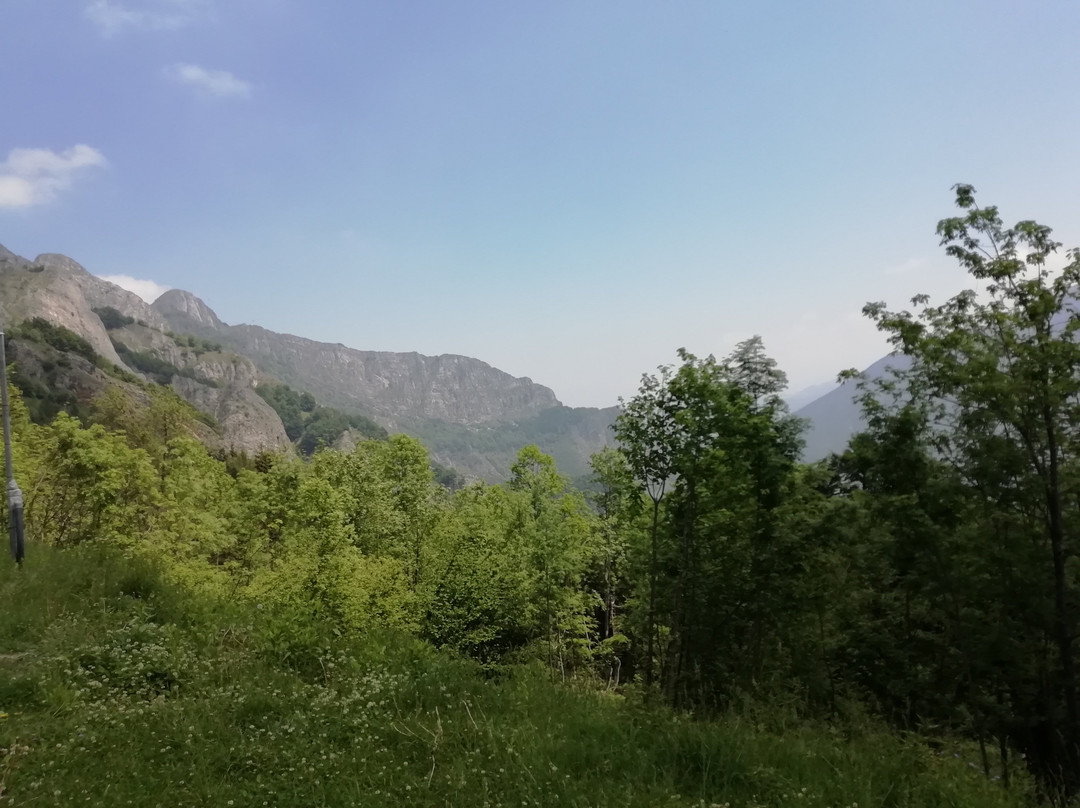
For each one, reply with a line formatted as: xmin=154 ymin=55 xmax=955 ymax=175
xmin=0 ymin=545 xmax=1030 ymax=808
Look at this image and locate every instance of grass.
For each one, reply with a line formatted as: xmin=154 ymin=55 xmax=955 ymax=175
xmin=0 ymin=544 xmax=1037 ymax=807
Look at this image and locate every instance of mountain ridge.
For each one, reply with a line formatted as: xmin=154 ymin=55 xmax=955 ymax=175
xmin=793 ymin=354 xmax=914 ymax=462
xmin=0 ymin=243 xmax=615 ymax=480
xmin=150 ymin=287 xmax=563 ymax=427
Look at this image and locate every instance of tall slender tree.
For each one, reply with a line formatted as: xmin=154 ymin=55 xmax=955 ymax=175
xmin=614 ymin=365 xmax=677 ymax=688
xmin=615 ymin=343 xmax=802 ymax=706
xmin=863 ymin=184 xmax=1080 ymax=797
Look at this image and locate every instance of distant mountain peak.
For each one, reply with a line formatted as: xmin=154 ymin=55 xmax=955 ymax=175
xmin=153 ymin=289 xmax=225 ymax=331
xmin=795 ymin=352 xmax=914 ymax=461
xmin=35 ymin=253 xmax=92 ymax=276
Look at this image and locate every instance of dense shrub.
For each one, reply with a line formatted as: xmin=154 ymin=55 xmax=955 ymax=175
xmin=93 ymin=306 xmax=135 ymax=330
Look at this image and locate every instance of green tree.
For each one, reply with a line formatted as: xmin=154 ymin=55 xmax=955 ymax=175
xmin=423 ymin=447 xmax=594 ymax=669
xmin=615 ymin=344 xmax=802 ymax=707
xmin=586 ymin=447 xmax=638 ymax=643
xmin=614 ymin=364 xmax=676 ymax=688
xmin=508 ymin=446 xmax=595 ymax=672
xmin=377 ymin=434 xmax=436 ymax=586
xmin=586 ymin=447 xmax=641 ymax=685
xmin=862 ymin=184 xmax=1080 ymax=797
xmin=26 ymin=414 xmax=157 ymax=548
xmin=150 ymin=436 xmax=244 ymax=588
xmin=309 ymin=444 xmax=401 ymax=556
xmin=423 ymin=482 xmax=532 ymax=661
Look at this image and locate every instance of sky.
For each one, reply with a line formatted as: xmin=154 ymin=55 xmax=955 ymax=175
xmin=2 ymin=1 xmax=1079 ymax=408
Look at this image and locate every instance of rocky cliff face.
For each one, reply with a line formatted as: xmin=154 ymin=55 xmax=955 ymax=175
xmin=173 ymin=352 xmax=290 ymax=455
xmin=153 ymin=285 xmax=614 ymax=477
xmin=154 ymin=288 xmax=223 ymax=331
xmin=171 ymin=375 xmax=290 ymax=454
xmin=110 ymin=320 xmax=291 ymax=454
xmin=152 ymin=292 xmax=562 ymax=426
xmin=0 ymin=245 xmax=290 ymax=454
xmin=37 ymin=253 xmax=172 ymax=332
xmin=0 ymin=249 xmax=125 ymax=366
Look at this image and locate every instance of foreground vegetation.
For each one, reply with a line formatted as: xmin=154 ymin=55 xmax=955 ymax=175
xmin=0 ymin=545 xmax=1032 ymax=807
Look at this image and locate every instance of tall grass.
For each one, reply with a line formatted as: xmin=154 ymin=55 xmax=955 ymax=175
xmin=0 ymin=544 xmax=1036 ymax=807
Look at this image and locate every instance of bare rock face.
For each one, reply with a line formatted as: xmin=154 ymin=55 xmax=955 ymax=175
xmin=174 ymin=350 xmax=291 ymax=454
xmin=153 ymin=289 xmax=224 ymax=331
xmin=36 ymin=253 xmax=172 ymax=332
xmin=228 ymin=325 xmax=561 ymax=425
xmin=152 ymin=296 xmax=562 ymax=426
xmin=171 ymin=375 xmax=290 ymax=454
xmin=0 ymin=248 xmax=125 ymax=366
xmin=102 ymin=320 xmax=290 ymax=454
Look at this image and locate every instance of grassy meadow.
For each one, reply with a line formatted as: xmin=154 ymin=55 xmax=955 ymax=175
xmin=0 ymin=543 xmax=1034 ymax=808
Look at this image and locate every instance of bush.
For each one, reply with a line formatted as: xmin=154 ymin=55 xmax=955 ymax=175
xmin=256 ymin=382 xmax=387 ymax=450
xmin=11 ymin=318 xmax=98 ymax=364
xmin=112 ymin=340 xmax=181 ymax=384
xmin=93 ymin=306 xmax=135 ymax=330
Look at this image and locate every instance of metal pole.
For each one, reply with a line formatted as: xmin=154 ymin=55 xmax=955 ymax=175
xmin=0 ymin=325 xmax=25 ymax=563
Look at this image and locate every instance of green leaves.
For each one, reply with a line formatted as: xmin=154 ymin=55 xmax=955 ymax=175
xmin=26 ymin=414 xmax=157 ymax=549
xmin=613 ymin=341 xmax=804 ymax=706
xmin=854 ymin=185 xmax=1080 ymax=796
xmin=615 ymin=363 xmax=677 ymax=504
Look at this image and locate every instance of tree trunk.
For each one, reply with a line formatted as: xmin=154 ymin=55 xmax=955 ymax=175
xmin=1043 ymin=406 xmax=1080 ymax=797
xmin=645 ymin=495 xmax=660 ymax=690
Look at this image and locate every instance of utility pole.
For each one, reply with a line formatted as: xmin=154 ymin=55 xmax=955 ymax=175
xmin=0 ymin=324 xmax=25 ymax=563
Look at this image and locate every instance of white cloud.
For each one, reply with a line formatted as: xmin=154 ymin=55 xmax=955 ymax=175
xmin=165 ymin=63 xmax=252 ymax=98
xmin=0 ymin=145 xmax=107 ymax=209
xmin=98 ymin=274 xmax=172 ymax=303
xmin=85 ymin=0 xmax=211 ymax=35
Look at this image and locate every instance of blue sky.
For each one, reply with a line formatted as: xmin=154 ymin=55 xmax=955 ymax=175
xmin=2 ymin=1 xmax=1078 ymax=408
